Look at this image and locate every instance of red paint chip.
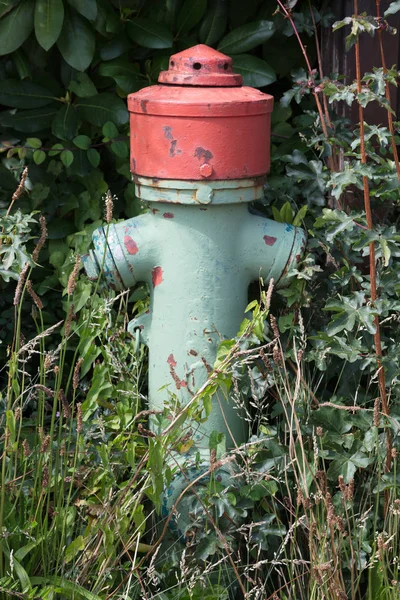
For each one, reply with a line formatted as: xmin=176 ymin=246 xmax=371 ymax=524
xmin=152 ymin=266 xmax=163 ymax=287
xmin=124 ymin=235 xmax=139 ymax=255
xmin=180 ymin=380 xmax=187 ymax=388
xmin=264 ymin=235 xmax=277 ymax=246
xmin=167 ymin=353 xmax=177 ymax=366
xmin=163 ymin=212 xmax=174 ymax=219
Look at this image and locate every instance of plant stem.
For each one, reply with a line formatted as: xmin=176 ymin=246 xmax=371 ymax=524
xmin=354 ymin=0 xmax=391 ymax=481
xmin=276 ymin=0 xmax=336 ymax=172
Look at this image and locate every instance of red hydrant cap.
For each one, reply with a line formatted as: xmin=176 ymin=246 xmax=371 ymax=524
xmin=158 ymin=44 xmax=243 ymax=87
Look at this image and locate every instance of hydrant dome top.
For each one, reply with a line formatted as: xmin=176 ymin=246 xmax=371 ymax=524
xmin=158 ymin=44 xmax=243 ymax=87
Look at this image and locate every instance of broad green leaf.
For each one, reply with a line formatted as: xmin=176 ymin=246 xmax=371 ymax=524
xmin=232 ymin=54 xmax=276 ymax=87
xmin=61 ymin=149 xmax=74 ymax=167
xmin=0 ymin=104 xmax=59 ymax=132
xmin=52 ymin=104 xmax=79 ymax=140
xmin=127 ymin=17 xmax=173 ymax=49
xmin=33 ymin=149 xmax=46 ymax=164
xmin=0 ymin=0 xmax=19 ymax=18
xmin=57 ymin=8 xmax=95 ymax=71
xmin=87 ymin=148 xmax=100 ymax=167
xmin=48 ymin=142 xmax=64 ymax=156
xmin=111 ymin=140 xmax=128 ymax=157
xmin=76 ymin=94 xmax=128 ymax=126
xmin=99 ymin=34 xmax=131 ymax=61
xmin=199 ymin=0 xmax=227 ymax=45
xmin=73 ymin=135 xmax=91 ymax=149
xmin=98 ymin=59 xmax=146 ymax=94
xmin=68 ymin=72 xmax=97 ymax=97
xmin=0 ymin=0 xmax=34 ymax=56
xmin=0 ymin=79 xmax=56 ymax=108
xmin=280 ymin=201 xmax=293 ymax=223
xmin=34 ymin=0 xmax=64 ymax=51
xmin=293 ymin=204 xmax=308 ymax=226
xmin=12 ymin=47 xmax=31 ymax=79
xmin=102 ymin=121 xmax=118 ymax=138
xmin=67 ymin=0 xmax=97 ymax=21
xmin=65 ymin=535 xmax=85 ymax=563
xmin=26 ymin=137 xmax=42 ymax=148
xmin=3 ymin=544 xmax=31 ymax=592
xmin=176 ymin=0 xmax=207 ymax=35
xmin=384 ymin=1 xmax=400 ymax=16
xmin=218 ymin=20 xmax=275 ymax=55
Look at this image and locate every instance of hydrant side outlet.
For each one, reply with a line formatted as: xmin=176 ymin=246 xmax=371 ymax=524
xmin=83 ymin=44 xmax=306 ymax=537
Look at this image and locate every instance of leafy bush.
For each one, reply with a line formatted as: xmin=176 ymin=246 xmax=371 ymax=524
xmin=0 ymin=0 xmax=332 ymax=362
xmin=1 ymin=1 xmax=400 ymax=599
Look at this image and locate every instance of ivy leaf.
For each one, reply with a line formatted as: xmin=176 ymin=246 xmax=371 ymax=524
xmin=327 ymin=449 xmax=372 ymax=483
xmin=231 ymin=54 xmax=276 ymax=87
xmin=34 ymin=0 xmax=64 ymax=51
xmin=176 ymin=0 xmax=207 ymax=35
xmin=314 ymin=208 xmax=357 ymax=242
xmin=76 ymin=94 xmax=128 ymax=127
xmin=325 ymin=293 xmax=377 ymax=336
xmin=127 ymin=18 xmax=173 ymax=49
xmin=199 ymin=0 xmax=228 ymax=46
xmin=0 ymin=0 xmax=34 ymax=56
xmin=57 ymin=8 xmax=95 ymax=71
xmin=218 ymin=20 xmax=275 ymax=55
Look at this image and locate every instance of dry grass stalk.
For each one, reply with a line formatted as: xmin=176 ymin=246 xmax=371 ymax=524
xmin=13 ymin=263 xmax=30 ymax=306
xmin=26 ymin=280 xmax=43 ymax=310
xmin=6 ymin=167 xmax=28 ymax=217
xmin=32 ymin=215 xmax=48 ymax=263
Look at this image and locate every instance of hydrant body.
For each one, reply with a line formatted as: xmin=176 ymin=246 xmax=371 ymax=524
xmin=83 ymin=44 xmax=306 ymax=529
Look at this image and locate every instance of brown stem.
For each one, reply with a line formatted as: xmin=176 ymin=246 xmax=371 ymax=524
xmin=354 ymin=0 xmax=391 ymax=481
xmin=276 ymin=0 xmax=335 ymax=172
xmin=308 ymin=0 xmax=339 ymax=172
xmin=375 ymin=0 xmax=400 ymax=180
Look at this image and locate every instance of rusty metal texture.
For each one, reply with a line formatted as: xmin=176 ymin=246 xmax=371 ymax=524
xmin=158 ymin=44 xmax=242 ymax=87
xmin=128 ymin=44 xmax=273 ymax=181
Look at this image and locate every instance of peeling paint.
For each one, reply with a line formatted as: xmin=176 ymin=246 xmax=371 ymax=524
xmin=194 ymin=147 xmax=213 ymax=162
xmin=152 ymin=266 xmax=163 ymax=287
xmin=124 ymin=235 xmax=139 ymax=255
xmin=140 ymin=99 xmax=148 ymax=113
xmin=163 ymin=212 xmax=174 ymax=219
xmin=167 ymin=353 xmax=177 ymax=367
xmin=263 ymin=235 xmax=277 ymax=246
xmin=188 ymin=349 xmax=198 ymax=356
xmin=163 ymin=126 xmax=182 ymax=157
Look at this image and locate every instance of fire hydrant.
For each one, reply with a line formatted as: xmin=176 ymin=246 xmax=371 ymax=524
xmin=83 ymin=45 xmax=306 ymax=532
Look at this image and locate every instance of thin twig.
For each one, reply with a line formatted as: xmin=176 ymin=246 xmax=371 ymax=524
xmin=354 ymin=0 xmax=391 ymax=483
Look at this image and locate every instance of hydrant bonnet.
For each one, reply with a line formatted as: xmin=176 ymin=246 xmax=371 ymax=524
xmin=128 ymin=44 xmax=274 ymax=182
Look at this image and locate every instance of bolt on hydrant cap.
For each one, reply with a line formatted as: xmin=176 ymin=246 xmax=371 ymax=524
xmin=158 ymin=44 xmax=243 ymax=87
